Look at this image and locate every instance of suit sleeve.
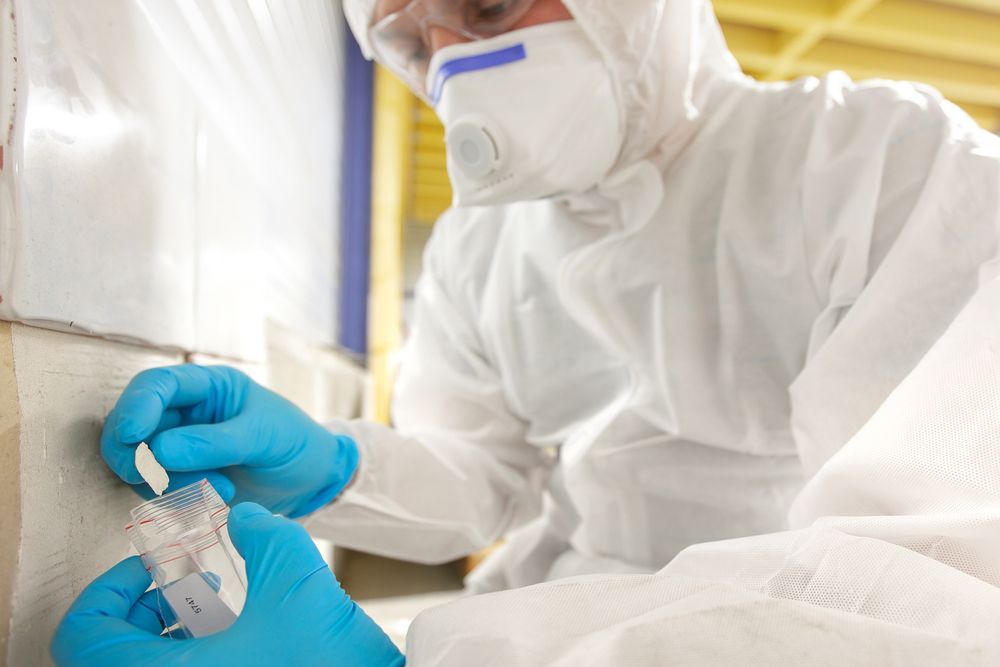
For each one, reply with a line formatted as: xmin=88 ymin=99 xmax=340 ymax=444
xmin=304 ymin=219 xmax=552 ymax=564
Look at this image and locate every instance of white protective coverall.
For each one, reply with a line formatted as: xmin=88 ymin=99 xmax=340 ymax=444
xmin=309 ymin=0 xmax=1000 ymax=661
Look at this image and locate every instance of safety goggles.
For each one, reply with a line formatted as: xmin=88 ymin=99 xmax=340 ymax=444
xmin=370 ymin=0 xmax=538 ymax=97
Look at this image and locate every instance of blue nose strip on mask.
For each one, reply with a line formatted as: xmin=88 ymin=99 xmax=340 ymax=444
xmin=429 ymin=43 xmax=527 ymax=106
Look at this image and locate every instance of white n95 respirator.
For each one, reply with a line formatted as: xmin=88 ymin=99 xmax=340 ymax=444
xmin=426 ymin=21 xmax=625 ymax=207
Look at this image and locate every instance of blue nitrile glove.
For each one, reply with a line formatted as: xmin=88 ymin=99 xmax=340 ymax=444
xmin=101 ymin=364 xmax=358 ymax=518
xmin=51 ymin=503 xmax=405 ymax=667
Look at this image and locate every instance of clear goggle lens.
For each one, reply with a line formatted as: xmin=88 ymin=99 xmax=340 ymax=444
xmin=370 ymin=0 xmax=537 ymax=97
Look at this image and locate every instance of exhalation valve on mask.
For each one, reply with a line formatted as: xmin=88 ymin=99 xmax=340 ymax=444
xmin=428 ymin=21 xmax=625 ymax=208
xmin=446 ymin=115 xmax=506 ymax=181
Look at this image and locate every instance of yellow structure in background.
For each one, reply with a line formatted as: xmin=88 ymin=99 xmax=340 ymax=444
xmin=716 ymin=0 xmax=1000 ymax=129
xmin=369 ymin=0 xmax=1000 ymax=422
xmin=369 ymin=66 xmax=414 ymax=424
xmin=410 ymin=99 xmax=451 ymax=226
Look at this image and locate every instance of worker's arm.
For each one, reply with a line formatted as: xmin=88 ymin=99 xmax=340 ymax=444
xmin=788 ymin=82 xmax=1000 ymax=478
xmin=100 ymin=364 xmax=361 ymax=519
xmin=51 ymin=503 xmax=403 ymax=667
xmin=403 ymin=269 xmax=1000 ymax=665
xmin=100 ymin=216 xmax=549 ymax=564
xmin=304 ymin=218 xmax=552 ymax=564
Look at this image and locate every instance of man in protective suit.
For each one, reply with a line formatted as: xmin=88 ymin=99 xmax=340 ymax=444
xmin=54 ymin=0 xmax=1000 ymax=664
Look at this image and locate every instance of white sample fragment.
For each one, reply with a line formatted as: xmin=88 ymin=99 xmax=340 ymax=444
xmin=135 ymin=441 xmax=170 ymax=496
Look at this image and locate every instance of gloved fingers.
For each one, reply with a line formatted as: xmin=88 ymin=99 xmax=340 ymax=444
xmin=130 ymin=471 xmax=236 ymax=503
xmin=150 ymin=408 xmax=184 ymax=438
xmin=65 ymin=556 xmax=152 ymax=620
xmin=109 ymin=365 xmax=246 ymax=444
xmin=101 ymin=409 xmax=185 ymax=485
xmin=149 ymin=423 xmax=254 ymax=471
xmin=51 ymin=558 xmax=181 ymax=665
xmin=100 ymin=425 xmax=145 ymax=485
xmin=181 ymin=471 xmax=235 ymax=502
xmin=126 ymin=589 xmax=173 ymax=635
xmin=227 ymin=503 xmax=337 ymax=602
xmin=102 ymin=365 xmax=242 ymax=483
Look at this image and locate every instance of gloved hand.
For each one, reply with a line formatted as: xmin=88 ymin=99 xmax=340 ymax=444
xmin=51 ymin=503 xmax=405 ymax=667
xmin=101 ymin=364 xmax=358 ymax=518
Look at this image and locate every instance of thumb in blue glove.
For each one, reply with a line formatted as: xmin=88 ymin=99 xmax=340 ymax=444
xmin=101 ymin=365 xmax=359 ymax=517
xmin=51 ymin=503 xmax=405 ymax=667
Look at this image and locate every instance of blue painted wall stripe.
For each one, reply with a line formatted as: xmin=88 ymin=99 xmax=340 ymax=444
xmin=429 ymin=43 xmax=526 ymax=106
xmin=338 ymin=27 xmax=374 ymax=359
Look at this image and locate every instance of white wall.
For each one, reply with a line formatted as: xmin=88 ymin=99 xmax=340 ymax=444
xmin=2 ymin=324 xmax=181 ymax=666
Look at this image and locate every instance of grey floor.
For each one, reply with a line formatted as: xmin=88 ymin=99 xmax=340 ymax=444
xmin=338 ymin=550 xmax=465 ymax=600
xmin=338 ymin=550 xmax=466 ymax=651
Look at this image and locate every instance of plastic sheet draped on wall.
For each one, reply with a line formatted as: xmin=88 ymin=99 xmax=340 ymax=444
xmin=0 ymin=0 xmax=345 ymax=361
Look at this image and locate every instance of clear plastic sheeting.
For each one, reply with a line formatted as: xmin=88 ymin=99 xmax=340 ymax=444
xmin=0 ymin=0 xmax=345 ymax=360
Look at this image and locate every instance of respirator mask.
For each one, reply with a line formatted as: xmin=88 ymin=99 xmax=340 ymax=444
xmin=370 ymin=2 xmax=625 ymax=207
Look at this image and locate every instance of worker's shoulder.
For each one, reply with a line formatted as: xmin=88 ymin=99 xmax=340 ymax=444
xmin=690 ymin=71 xmax=979 ymax=189
xmin=752 ymin=71 xmax=969 ymax=145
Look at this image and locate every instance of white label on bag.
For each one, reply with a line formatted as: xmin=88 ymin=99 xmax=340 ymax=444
xmin=162 ymin=573 xmax=238 ymax=637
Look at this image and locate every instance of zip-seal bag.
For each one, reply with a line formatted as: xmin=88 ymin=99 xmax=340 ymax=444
xmin=126 ymin=479 xmax=247 ymax=638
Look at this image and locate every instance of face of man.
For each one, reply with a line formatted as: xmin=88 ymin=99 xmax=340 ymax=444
xmin=371 ymin=0 xmax=573 ymax=77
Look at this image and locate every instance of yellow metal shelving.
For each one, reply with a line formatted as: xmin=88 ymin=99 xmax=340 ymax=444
xmin=716 ymin=0 xmax=1000 ymax=129
xmin=368 ymin=66 xmax=414 ymax=424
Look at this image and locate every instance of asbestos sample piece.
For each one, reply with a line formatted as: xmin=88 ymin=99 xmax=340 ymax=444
xmin=135 ymin=441 xmax=169 ymax=496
